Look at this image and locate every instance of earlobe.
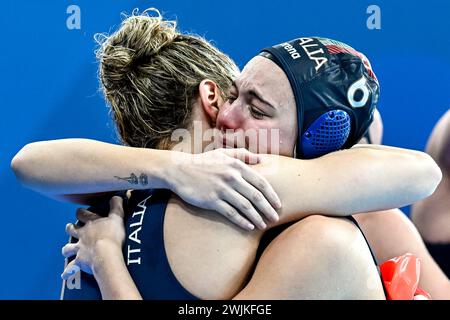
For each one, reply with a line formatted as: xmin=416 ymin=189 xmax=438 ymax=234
xmin=199 ymin=79 xmax=220 ymax=122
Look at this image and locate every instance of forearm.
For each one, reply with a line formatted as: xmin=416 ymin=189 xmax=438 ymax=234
xmin=11 ymin=138 xmax=173 ymax=196
xmin=93 ymin=242 xmax=142 ymax=300
xmin=257 ymin=145 xmax=442 ymax=225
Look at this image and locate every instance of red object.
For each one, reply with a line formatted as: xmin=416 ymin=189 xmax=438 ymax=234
xmin=379 ymin=253 xmax=432 ymax=300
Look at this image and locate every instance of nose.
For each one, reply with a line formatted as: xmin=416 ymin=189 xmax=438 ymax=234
xmin=217 ymin=101 xmax=243 ymax=131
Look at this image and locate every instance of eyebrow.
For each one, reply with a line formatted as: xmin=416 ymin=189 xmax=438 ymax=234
xmin=233 ymin=80 xmax=276 ymax=110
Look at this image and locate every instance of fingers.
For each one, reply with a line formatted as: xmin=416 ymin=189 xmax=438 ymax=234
xmin=215 ymin=201 xmax=255 ymax=231
xmin=61 ymin=243 xmax=79 ymax=258
xmin=61 ymin=260 xmax=81 ymax=280
xmin=221 ymin=189 xmax=267 ymax=230
xmin=109 ymin=196 xmax=125 ymax=219
xmin=234 ymin=176 xmax=279 ymax=223
xmin=238 ymin=165 xmax=281 ymax=220
xmin=221 ymin=148 xmax=261 ymax=165
xmin=65 ymin=223 xmax=79 ymax=239
xmin=76 ymin=208 xmax=100 ymax=224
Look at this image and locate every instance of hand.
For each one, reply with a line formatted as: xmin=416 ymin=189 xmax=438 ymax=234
xmin=61 ymin=196 xmax=125 ymax=279
xmin=167 ymin=148 xmax=281 ymax=230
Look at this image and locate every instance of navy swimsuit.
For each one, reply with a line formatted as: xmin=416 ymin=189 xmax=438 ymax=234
xmin=62 ymin=189 xmax=198 ymax=300
xmin=62 ymin=190 xmax=380 ymax=300
xmin=424 ymin=242 xmax=450 ymax=278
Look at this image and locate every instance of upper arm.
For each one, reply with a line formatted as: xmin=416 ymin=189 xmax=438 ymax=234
xmin=251 ymin=154 xmax=347 ymax=225
xmin=253 ymin=146 xmax=437 ymax=225
xmin=425 ymin=109 xmax=450 ymax=173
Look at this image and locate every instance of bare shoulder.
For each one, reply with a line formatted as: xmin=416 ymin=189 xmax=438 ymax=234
xmin=426 ymin=109 xmax=450 ymax=169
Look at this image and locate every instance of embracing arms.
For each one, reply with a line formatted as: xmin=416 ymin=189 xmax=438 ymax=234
xmin=12 ymin=139 xmax=171 ymax=198
xmin=12 ymin=139 xmax=442 ymax=227
xmin=57 ymin=143 xmax=442 ymax=300
xmin=11 ymin=139 xmax=280 ymax=230
xmin=254 ymin=144 xmax=442 ymax=225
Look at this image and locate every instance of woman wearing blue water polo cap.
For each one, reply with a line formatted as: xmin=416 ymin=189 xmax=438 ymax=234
xmin=12 ymin=9 xmax=442 ymax=299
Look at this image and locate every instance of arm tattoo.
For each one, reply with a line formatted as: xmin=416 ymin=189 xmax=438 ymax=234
xmin=114 ymin=173 xmax=149 ymax=186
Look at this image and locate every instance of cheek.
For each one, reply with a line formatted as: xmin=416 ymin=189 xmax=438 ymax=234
xmin=243 ymin=118 xmax=267 ymax=131
xmin=285 ymin=111 xmax=299 ymax=153
xmin=247 ymin=120 xmax=284 ymax=154
xmin=278 ymin=128 xmax=297 ymax=156
xmin=269 ymin=117 xmax=298 ymax=157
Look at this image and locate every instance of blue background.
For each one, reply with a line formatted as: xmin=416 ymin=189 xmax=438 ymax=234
xmin=1 ymin=0 xmax=449 ymax=299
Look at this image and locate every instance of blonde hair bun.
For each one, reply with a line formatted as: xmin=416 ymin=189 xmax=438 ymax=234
xmin=96 ymin=8 xmax=177 ymax=87
xmin=96 ymin=8 xmax=238 ymax=149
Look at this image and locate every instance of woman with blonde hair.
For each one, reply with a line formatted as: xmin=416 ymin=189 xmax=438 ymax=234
xmin=12 ymin=9 xmax=444 ymax=299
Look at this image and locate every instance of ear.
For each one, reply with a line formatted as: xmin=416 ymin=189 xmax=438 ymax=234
xmin=199 ymin=79 xmax=222 ymax=123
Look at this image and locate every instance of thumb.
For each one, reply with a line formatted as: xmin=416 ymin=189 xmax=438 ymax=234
xmin=109 ymin=196 xmax=125 ymax=219
xmin=61 ymin=260 xmax=81 ymax=280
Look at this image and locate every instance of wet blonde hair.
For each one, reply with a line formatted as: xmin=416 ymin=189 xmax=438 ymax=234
xmin=96 ymin=8 xmax=239 ymax=149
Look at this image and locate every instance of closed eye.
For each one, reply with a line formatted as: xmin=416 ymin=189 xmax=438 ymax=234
xmin=227 ymin=95 xmax=237 ymax=103
xmin=249 ymin=106 xmax=267 ymax=119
